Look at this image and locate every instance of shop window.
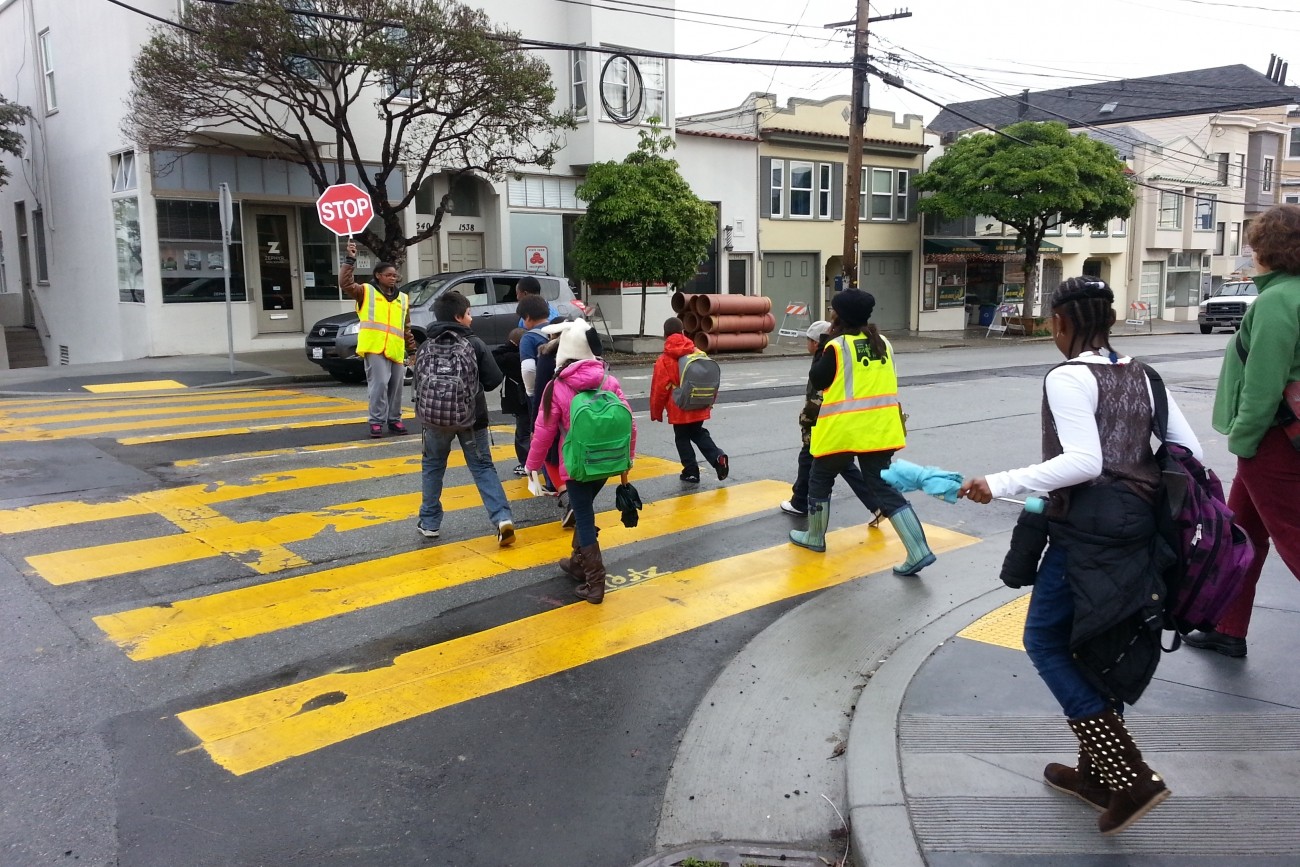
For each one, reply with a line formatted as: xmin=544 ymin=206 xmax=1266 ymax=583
xmin=298 ymin=206 xmax=342 ymax=300
xmin=789 ymin=162 xmax=813 ymax=218
xmin=157 ymin=199 xmax=246 ymax=303
xmin=114 ymin=198 xmax=143 ymax=302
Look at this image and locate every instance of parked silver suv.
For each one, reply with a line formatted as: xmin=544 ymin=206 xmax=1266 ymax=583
xmin=306 ymin=271 xmax=578 ymax=382
xmin=1198 ymin=280 xmax=1258 ymax=334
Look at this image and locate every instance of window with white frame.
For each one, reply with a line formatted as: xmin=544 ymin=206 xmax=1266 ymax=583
xmin=1286 ymin=194 xmax=1300 ymax=205
xmin=385 ymin=27 xmax=417 ymax=99
xmin=1214 ymin=222 xmax=1225 ymax=255
xmin=1112 ymin=216 xmax=1127 ymax=236
xmin=788 ymin=162 xmax=814 ymax=218
xmin=1263 ymin=157 xmax=1274 ymax=192
xmin=1045 ymin=213 xmax=1062 ymax=236
xmin=640 ymin=56 xmax=666 ymax=122
xmin=1229 ymin=222 xmax=1241 ymax=256
xmin=111 ymin=151 xmax=137 ymax=193
xmin=1212 ymin=152 xmax=1229 ymax=185
xmin=864 ymin=168 xmax=892 ymax=220
xmin=33 ymin=209 xmax=49 ymax=282
xmin=114 ymin=198 xmax=143 ymax=302
xmin=818 ymin=164 xmax=832 ymax=218
xmin=571 ymin=50 xmax=587 ymax=121
xmin=506 ymin=175 xmax=583 ymax=210
xmin=1194 ymin=194 xmax=1215 ymax=231
xmin=39 ymin=30 xmax=56 ymax=112
xmin=895 ymin=170 xmax=908 ymax=221
xmin=1290 ymin=128 xmax=1300 ymax=159
xmin=1158 ymin=190 xmax=1182 ymax=229
xmin=1234 ymin=153 xmax=1246 ymax=188
xmin=769 ymin=162 xmax=783 ymax=218
xmin=1091 ymin=222 xmax=1108 ymax=237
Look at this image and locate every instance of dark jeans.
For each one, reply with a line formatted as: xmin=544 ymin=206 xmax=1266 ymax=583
xmin=566 ymin=477 xmax=608 ymax=547
xmin=1218 ymin=426 xmax=1300 ymax=637
xmin=1023 ymin=545 xmax=1109 ymax=719
xmin=791 ymin=441 xmax=883 ymax=514
xmin=808 ymin=450 xmax=906 ymax=516
xmin=511 ymin=412 xmax=531 ymax=466
xmin=673 ymin=421 xmax=724 ymax=475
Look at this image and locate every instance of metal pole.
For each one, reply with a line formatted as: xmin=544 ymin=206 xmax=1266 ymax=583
xmin=218 ymin=183 xmax=235 ymax=374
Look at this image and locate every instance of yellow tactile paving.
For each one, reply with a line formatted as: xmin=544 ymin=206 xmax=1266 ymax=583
xmin=956 ymin=593 xmax=1031 ymax=651
xmin=176 ymin=519 xmax=980 ymax=775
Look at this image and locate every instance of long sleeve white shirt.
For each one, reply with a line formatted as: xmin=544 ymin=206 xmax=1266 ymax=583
xmin=986 ymin=354 xmax=1203 ymax=500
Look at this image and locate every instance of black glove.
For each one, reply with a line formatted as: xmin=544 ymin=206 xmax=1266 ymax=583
xmin=615 ymin=482 xmax=643 ymax=528
xmin=1000 ymin=509 xmax=1049 ymax=588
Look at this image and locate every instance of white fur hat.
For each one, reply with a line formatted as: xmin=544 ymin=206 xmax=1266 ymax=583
xmin=554 ymin=318 xmax=596 ymax=367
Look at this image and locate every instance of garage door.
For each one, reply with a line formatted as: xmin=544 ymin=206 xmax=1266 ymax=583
xmin=761 ymin=253 xmax=818 ymax=333
xmin=860 ymin=253 xmax=911 ymax=331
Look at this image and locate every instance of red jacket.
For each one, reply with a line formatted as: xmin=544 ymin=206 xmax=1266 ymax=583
xmin=650 ymin=334 xmax=712 ymax=424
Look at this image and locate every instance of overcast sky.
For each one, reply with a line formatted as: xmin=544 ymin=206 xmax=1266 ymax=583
xmin=669 ymin=0 xmax=1300 ymax=123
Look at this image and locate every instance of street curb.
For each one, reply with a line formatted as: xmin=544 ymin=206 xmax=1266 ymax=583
xmin=844 ymin=556 xmax=1021 ymax=867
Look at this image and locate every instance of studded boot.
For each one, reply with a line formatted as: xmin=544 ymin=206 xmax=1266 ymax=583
xmin=1047 ymin=722 xmax=1111 ymax=811
xmin=1074 ymin=710 xmax=1170 ymax=834
xmin=573 ymin=542 xmax=606 ymax=604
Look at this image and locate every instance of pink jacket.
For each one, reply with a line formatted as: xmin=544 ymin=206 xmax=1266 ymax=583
xmin=526 ymin=359 xmax=637 ymax=484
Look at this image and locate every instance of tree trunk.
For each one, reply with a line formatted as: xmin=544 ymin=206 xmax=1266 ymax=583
xmin=639 ymin=280 xmax=649 ymax=337
xmin=1023 ymin=245 xmax=1040 ymax=318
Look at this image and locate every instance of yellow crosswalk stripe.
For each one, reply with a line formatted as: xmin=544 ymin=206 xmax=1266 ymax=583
xmin=168 ymin=426 xmax=510 ymax=467
xmin=114 ymin=411 xmax=418 ymax=445
xmin=93 ymin=462 xmax=734 ymax=660
xmin=0 ymin=450 xmax=434 ymax=535
xmin=22 ymin=394 xmax=358 ymax=425
xmin=176 ymin=520 xmax=979 ymax=775
xmin=82 ymin=380 xmax=188 ymax=393
xmin=0 ymin=388 xmax=312 ymax=414
xmin=0 ymin=402 xmax=373 ymax=443
xmin=36 ymin=456 xmax=679 ymax=584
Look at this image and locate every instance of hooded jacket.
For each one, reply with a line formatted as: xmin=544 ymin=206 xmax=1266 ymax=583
xmin=423 ymin=321 xmax=502 ymax=430
xmin=526 ymin=358 xmax=637 ymax=485
xmin=650 ymin=333 xmax=712 ymax=424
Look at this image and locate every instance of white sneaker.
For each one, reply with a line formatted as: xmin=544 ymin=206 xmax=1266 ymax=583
xmin=780 ymin=500 xmax=808 ymax=517
xmin=416 ymin=522 xmax=440 ymax=538
xmin=497 ymin=520 xmax=515 ymax=547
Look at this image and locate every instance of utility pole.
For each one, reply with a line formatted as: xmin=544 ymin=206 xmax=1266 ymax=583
xmin=829 ymin=7 xmax=910 ymax=290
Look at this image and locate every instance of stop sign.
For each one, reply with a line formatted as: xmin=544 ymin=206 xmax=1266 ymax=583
xmin=315 ymin=183 xmax=374 ymax=236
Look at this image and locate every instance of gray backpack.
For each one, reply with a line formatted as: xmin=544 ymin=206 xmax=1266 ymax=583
xmin=672 ymin=350 xmax=721 ymax=411
xmin=414 ymin=331 xmax=478 ymax=429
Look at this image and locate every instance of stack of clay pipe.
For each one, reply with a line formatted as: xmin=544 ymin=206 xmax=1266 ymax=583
xmin=671 ymin=292 xmax=773 ymax=352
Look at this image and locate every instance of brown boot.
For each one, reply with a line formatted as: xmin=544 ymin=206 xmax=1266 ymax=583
xmin=1046 ymin=725 xmax=1109 ymax=811
xmin=573 ymin=542 xmax=606 ymax=604
xmin=1074 ymin=710 xmax=1170 ymax=834
xmin=558 ymin=531 xmax=585 ymax=581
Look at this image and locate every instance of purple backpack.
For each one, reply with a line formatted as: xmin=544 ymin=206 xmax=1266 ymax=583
xmin=1145 ymin=365 xmax=1255 ymax=647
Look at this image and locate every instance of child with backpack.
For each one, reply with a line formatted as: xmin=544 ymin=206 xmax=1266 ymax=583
xmin=526 ymin=319 xmax=636 ymax=604
xmin=650 ymin=317 xmax=728 ymax=484
xmin=959 ymin=278 xmax=1203 ymax=836
xmin=413 ymin=290 xmax=515 ymax=547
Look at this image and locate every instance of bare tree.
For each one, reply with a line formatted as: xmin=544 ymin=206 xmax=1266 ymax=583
xmin=126 ymin=0 xmax=573 ymax=262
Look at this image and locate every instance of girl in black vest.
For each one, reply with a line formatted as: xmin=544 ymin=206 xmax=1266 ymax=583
xmin=960 ymin=278 xmax=1202 ymax=835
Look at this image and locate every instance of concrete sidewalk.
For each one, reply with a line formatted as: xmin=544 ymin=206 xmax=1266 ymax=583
xmin=0 ymin=320 xmax=1203 ymax=396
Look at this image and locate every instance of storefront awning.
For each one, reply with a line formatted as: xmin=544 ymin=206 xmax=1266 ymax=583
xmin=924 ymin=238 xmax=1062 ymax=255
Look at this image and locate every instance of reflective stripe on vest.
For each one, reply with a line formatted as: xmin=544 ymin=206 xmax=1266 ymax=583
xmin=356 ymin=284 xmax=408 ymax=363
xmin=810 ymin=335 xmax=906 ymax=457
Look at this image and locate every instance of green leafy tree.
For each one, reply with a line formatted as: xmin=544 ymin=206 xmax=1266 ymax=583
xmin=915 ymin=121 xmax=1135 ymax=316
xmin=125 ymin=0 xmax=572 ymax=263
xmin=572 ymin=123 xmax=716 ymax=336
xmin=0 ymin=94 xmax=31 ymax=191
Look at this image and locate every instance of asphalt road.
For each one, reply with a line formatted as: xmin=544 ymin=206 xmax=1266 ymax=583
xmin=0 ymin=332 xmax=1236 ymax=867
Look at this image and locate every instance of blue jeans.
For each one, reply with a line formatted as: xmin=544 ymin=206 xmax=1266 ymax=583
xmin=419 ymin=426 xmax=512 ymax=530
xmin=566 ymin=477 xmax=607 ymax=547
xmin=1023 ymin=544 xmax=1109 ymax=719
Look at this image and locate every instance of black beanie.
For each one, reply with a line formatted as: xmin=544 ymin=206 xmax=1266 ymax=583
xmin=831 ymin=289 xmax=876 ymax=329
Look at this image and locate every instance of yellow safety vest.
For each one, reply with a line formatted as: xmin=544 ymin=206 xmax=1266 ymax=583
xmin=356 ymin=283 xmax=409 ymax=364
xmin=810 ymin=334 xmax=906 ymax=457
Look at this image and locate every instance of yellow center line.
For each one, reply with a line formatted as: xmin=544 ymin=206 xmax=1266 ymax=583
xmin=92 ymin=458 xmax=698 ymax=659
xmin=0 ymin=403 xmax=373 ymax=443
xmin=38 ymin=455 xmax=678 ymax=585
xmin=177 ymin=520 xmax=979 ymax=775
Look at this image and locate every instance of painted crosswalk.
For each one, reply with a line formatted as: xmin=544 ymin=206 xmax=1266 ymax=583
xmin=1 ymin=386 xmax=981 ymax=777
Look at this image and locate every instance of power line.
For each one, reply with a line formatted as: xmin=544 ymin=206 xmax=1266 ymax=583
xmin=549 ymin=0 xmax=849 ymax=46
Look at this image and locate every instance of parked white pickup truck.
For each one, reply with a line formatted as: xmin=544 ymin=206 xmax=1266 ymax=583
xmin=1198 ymin=280 xmax=1258 ymax=334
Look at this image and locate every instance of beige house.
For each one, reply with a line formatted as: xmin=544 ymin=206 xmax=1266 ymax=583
xmin=680 ymin=94 xmax=927 ymax=332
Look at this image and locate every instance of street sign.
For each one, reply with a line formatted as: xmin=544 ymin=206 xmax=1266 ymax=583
xmin=524 ymin=245 xmax=548 ymax=273
xmin=315 ymin=183 xmax=373 ymax=237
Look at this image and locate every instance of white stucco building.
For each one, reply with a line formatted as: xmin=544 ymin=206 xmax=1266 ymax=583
xmin=0 ymin=0 xmax=680 ymax=364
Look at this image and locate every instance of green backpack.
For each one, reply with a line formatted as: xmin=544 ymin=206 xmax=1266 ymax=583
xmin=562 ymin=373 xmax=633 ymax=482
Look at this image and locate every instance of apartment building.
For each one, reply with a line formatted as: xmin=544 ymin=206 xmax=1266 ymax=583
xmin=0 ymin=0 xmax=677 ymax=363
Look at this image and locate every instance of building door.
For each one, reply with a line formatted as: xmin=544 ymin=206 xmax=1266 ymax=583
xmin=1041 ymin=258 xmax=1063 ymax=306
xmin=248 ymin=208 xmax=303 ymax=333
xmin=447 ymin=233 xmax=484 ymax=272
xmin=417 ymin=236 xmax=440 ymax=279
xmin=860 ymin=253 xmax=911 ymax=331
xmin=761 ymin=253 xmax=817 ymax=333
xmin=1140 ymin=261 xmax=1164 ymax=318
xmin=727 ymin=257 xmax=748 ymax=294
xmin=13 ymin=203 xmax=34 ymax=327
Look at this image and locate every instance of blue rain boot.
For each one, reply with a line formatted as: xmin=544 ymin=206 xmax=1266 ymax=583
xmin=889 ymin=505 xmax=936 ymax=575
xmin=790 ymin=497 xmax=830 ymax=553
